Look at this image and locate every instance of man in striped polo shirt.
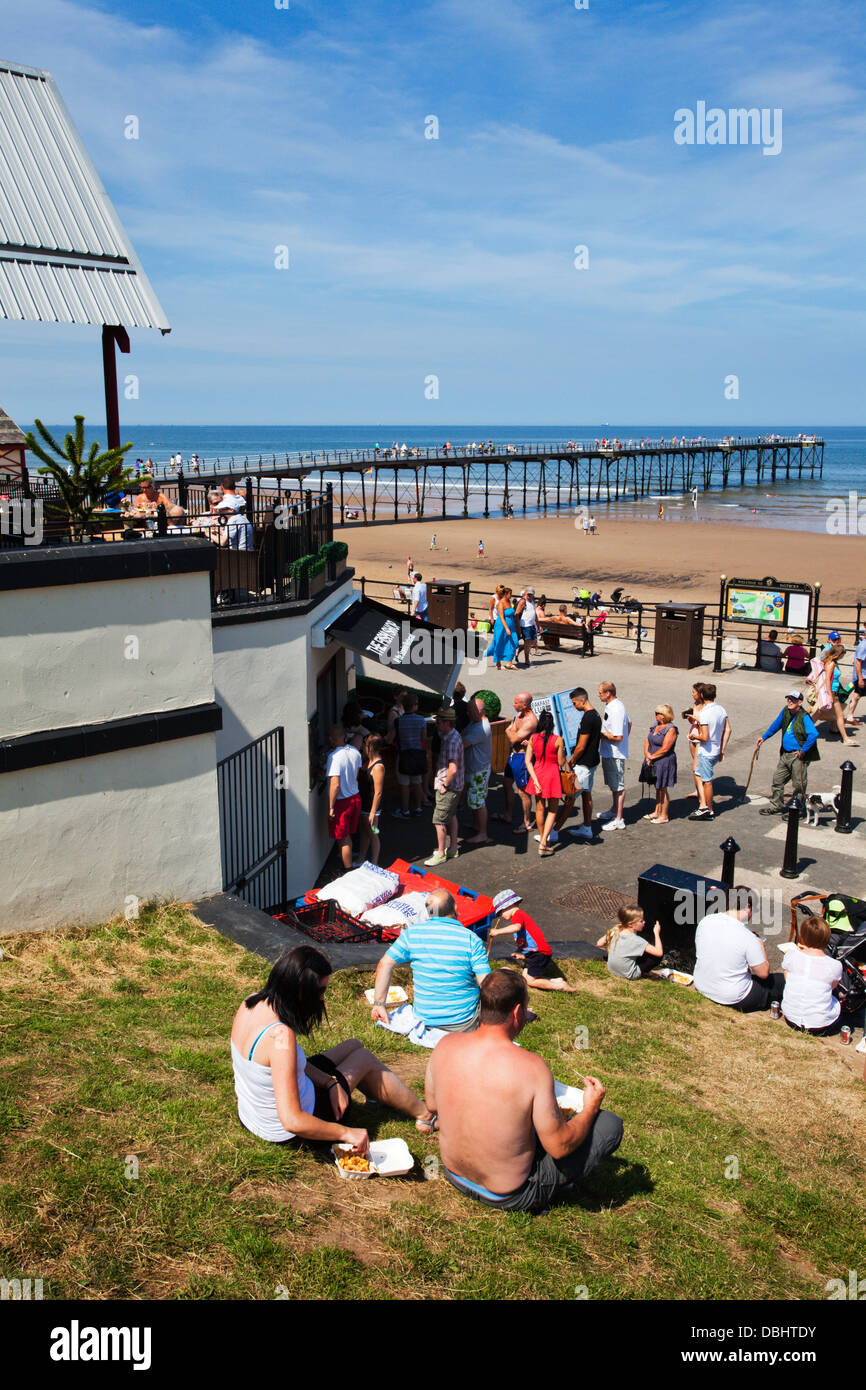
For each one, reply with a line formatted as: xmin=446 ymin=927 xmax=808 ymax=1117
xmin=370 ymin=890 xmax=490 ymax=1033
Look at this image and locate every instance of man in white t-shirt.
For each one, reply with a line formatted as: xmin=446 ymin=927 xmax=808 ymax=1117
xmin=326 ymin=724 xmax=362 ymax=870
xmin=688 ymin=682 xmax=732 ymax=821
xmin=693 ymin=888 xmax=784 ymax=1013
xmin=411 ymin=573 xmax=428 ymax=620
xmin=597 ymin=681 xmax=631 ymax=830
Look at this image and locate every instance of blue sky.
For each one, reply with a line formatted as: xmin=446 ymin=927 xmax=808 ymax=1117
xmin=0 ymin=0 xmax=864 ymax=424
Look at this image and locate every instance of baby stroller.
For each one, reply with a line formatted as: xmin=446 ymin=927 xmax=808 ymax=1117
xmin=789 ymin=891 xmax=866 ymax=1015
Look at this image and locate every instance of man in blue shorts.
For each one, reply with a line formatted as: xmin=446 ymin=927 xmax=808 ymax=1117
xmin=493 ymin=692 xmax=537 ymax=835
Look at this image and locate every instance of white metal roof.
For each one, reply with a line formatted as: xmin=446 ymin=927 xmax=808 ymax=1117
xmin=0 ymin=60 xmax=170 ymax=331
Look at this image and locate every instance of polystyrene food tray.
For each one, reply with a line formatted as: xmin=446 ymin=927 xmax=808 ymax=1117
xmin=332 ymin=1137 xmax=414 ymax=1178
xmin=364 ymin=986 xmax=409 ymax=1006
xmin=554 ymin=1081 xmax=585 ymax=1113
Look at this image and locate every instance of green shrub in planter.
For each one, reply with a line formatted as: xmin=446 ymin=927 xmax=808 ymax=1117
xmin=319 ymin=540 xmax=348 ymax=562
xmin=472 ymin=689 xmax=502 ymax=721
xmin=290 ymin=554 xmax=316 ymax=581
xmin=308 ymin=556 xmax=327 ymax=577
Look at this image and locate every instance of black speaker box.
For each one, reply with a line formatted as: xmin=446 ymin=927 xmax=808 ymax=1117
xmin=637 ymin=862 xmax=727 ymax=954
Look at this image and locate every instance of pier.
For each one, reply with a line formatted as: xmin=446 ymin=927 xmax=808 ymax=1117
xmin=162 ymin=435 xmax=824 ymax=525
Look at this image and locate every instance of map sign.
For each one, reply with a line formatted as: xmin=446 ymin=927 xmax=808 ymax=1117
xmin=531 ymin=689 xmax=583 ymax=755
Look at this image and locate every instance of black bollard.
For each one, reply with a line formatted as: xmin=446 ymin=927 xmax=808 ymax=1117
xmin=779 ymin=796 xmax=802 ymax=879
xmin=720 ymin=836 xmax=740 ymax=889
xmin=835 ymin=759 xmax=856 ymax=835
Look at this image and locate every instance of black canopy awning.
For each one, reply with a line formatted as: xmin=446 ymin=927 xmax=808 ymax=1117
xmin=324 ymin=596 xmax=468 ymax=696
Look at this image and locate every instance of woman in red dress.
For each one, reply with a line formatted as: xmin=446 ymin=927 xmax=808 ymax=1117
xmin=525 ymin=711 xmax=566 ymax=856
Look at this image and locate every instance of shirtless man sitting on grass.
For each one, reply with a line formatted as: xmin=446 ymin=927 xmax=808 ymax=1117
xmin=425 ymin=970 xmax=623 ymax=1213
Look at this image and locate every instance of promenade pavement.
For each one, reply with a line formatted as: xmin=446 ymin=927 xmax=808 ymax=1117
xmin=354 ymin=641 xmax=864 ymax=970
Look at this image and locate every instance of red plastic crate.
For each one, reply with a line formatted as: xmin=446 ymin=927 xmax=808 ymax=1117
xmin=385 ymin=859 xmax=496 ymax=938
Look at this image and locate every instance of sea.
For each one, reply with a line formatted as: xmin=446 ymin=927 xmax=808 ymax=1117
xmin=52 ymin=424 xmax=866 ymax=535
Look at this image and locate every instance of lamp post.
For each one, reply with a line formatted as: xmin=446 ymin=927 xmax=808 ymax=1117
xmin=713 ymin=575 xmax=726 ymax=673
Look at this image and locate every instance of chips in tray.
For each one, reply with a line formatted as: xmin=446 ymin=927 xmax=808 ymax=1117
xmin=332 ymin=1143 xmax=377 ymax=1178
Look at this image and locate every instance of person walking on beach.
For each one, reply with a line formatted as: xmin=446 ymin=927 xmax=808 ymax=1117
xmin=407 ymin=556 xmax=415 ymax=582
xmin=589 ymin=514 xmax=596 ymax=536
xmin=598 ymin=682 xmax=630 ymax=830
xmin=756 ymin=690 xmax=819 ymax=816
xmin=430 ymin=533 xmax=437 ymax=551
xmin=478 ymin=538 xmax=485 ymax=558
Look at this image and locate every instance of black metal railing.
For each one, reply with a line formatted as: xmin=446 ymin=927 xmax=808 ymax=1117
xmin=217 ymin=726 xmax=289 ymax=913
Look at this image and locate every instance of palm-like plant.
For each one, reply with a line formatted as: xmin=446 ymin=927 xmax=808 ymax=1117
xmin=25 ymin=416 xmax=135 ymax=539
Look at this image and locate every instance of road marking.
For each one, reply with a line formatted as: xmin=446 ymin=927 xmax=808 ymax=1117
xmin=763 ymin=822 xmax=863 ymax=856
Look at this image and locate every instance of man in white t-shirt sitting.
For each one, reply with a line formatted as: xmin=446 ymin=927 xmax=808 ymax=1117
xmin=688 ymin=682 xmax=732 ymax=822
xmin=411 ymin=572 xmax=428 ymax=620
xmin=326 ymin=725 xmax=363 ymax=871
xmin=597 ymin=681 xmax=630 ymax=830
xmin=693 ymin=886 xmax=784 ymax=1013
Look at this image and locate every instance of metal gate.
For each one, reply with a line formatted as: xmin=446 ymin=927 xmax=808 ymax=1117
xmin=217 ymin=727 xmax=289 ymax=913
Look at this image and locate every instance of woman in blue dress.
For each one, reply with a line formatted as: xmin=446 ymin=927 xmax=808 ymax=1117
xmin=489 ymin=586 xmax=520 ymax=669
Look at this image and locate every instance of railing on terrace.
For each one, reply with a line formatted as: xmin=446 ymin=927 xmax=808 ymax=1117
xmin=356 ymin=577 xmax=864 ymax=673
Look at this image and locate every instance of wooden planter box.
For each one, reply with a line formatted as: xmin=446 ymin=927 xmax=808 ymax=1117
xmin=326 ymin=555 xmax=347 ymax=582
xmin=490 ymin=718 xmax=509 ymax=774
xmin=309 ymin=568 xmax=327 ymax=597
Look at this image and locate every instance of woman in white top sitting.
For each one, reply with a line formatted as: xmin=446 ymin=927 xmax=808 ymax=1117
xmin=781 ymin=916 xmax=843 ymax=1036
xmin=231 ymin=945 xmax=437 ymax=1155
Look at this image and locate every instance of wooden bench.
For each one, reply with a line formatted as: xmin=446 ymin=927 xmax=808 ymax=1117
xmin=539 ymin=620 xmax=594 ymax=654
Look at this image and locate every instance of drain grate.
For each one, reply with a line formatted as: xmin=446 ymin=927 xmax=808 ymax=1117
xmin=553 ymin=883 xmax=635 ymax=920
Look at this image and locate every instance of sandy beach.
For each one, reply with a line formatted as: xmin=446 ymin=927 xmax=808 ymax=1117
xmin=337 ymin=514 xmax=865 ymax=609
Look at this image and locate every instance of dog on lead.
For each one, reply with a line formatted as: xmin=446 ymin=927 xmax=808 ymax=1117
xmin=804 ymin=787 xmax=841 ymax=827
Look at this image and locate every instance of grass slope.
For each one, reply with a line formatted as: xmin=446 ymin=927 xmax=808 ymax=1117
xmin=0 ymin=904 xmax=863 ymax=1300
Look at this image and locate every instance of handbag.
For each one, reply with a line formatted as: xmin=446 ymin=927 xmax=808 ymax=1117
xmin=560 ymin=768 xmax=577 ymax=797
xmin=638 ymin=759 xmax=656 ymax=785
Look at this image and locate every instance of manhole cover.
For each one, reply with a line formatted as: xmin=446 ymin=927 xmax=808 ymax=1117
xmin=553 ymin=883 xmax=634 ymax=920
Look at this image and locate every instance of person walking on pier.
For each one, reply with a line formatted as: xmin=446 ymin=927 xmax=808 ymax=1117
xmin=756 ymin=690 xmax=819 ymax=816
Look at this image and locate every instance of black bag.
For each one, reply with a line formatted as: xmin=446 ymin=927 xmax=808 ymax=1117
xmin=639 ymin=759 xmax=656 ymax=786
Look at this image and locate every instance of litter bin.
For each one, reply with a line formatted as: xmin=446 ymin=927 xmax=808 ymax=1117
xmin=426 ymin=580 xmax=470 ymax=630
xmin=653 ymin=604 xmax=706 ymax=669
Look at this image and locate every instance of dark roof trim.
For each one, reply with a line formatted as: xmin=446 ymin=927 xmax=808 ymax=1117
xmin=1 ymin=701 xmax=222 ymax=774
xmin=0 ymin=536 xmax=217 ymax=591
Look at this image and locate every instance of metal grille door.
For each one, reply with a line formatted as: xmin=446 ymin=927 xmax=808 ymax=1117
xmin=217 ymin=727 xmax=288 ymax=912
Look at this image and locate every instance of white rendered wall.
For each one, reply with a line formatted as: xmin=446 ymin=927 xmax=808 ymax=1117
xmin=212 ymin=581 xmax=354 ymax=898
xmin=2 ymin=572 xmax=214 ymax=739
xmin=0 ymin=735 xmax=223 ymax=933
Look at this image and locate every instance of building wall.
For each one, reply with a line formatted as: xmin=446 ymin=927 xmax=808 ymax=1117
xmin=0 ymin=735 xmax=222 ymax=931
xmin=3 ymin=572 xmax=213 ymax=739
xmin=0 ymin=540 xmax=224 ymax=934
xmin=212 ymin=577 xmax=355 ymax=899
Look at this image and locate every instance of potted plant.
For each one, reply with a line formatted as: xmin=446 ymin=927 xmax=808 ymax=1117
xmin=25 ymin=416 xmax=136 ymax=542
xmin=308 ymin=554 xmax=327 ymax=596
xmin=289 ymin=553 xmax=315 ymax=598
xmin=318 ymin=539 xmax=349 ymax=581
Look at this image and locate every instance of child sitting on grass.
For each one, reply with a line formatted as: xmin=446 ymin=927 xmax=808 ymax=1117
xmin=596 ymin=905 xmax=664 ymax=980
xmin=488 ymin=890 xmax=578 ymax=992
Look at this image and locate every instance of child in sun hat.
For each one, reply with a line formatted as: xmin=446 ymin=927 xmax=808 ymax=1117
xmin=487 ymin=890 xmax=577 ymax=993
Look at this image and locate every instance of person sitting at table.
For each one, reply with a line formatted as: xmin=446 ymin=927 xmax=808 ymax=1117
xmin=190 ymin=489 xmax=228 ymax=543
xmin=231 ymin=945 xmax=438 ymax=1155
xmin=124 ymin=477 xmax=185 ymax=518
